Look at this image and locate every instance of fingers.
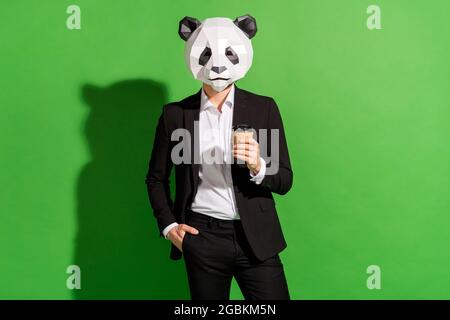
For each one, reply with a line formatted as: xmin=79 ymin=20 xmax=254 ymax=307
xmin=234 ymin=154 xmax=251 ymax=163
xmin=167 ymin=231 xmax=186 ymax=253
xmin=179 ymin=224 xmax=199 ymax=235
xmin=233 ymin=150 xmax=258 ymax=166
xmin=233 ymin=137 xmax=259 ymax=168
xmin=234 ymin=141 xmax=258 ymax=151
xmin=170 ymin=224 xmax=198 ymax=244
xmin=239 ymin=137 xmax=258 ymax=145
xmin=174 ymin=225 xmax=186 ymax=238
xmin=234 ymin=144 xmax=255 ymax=152
xmin=235 ymin=152 xmax=259 ymax=166
xmin=233 ymin=149 xmax=257 ymax=158
xmin=167 ymin=224 xmax=199 ymax=253
xmin=168 ymin=228 xmax=183 ymax=242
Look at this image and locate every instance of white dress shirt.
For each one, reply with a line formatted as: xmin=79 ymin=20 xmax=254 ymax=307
xmin=162 ymin=84 xmax=266 ymax=238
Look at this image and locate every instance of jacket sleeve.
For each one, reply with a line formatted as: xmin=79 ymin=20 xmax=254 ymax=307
xmin=145 ymin=105 xmax=176 ymax=236
xmin=260 ymin=98 xmax=293 ymax=195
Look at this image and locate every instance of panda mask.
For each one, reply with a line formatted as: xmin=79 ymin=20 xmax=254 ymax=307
xmin=178 ymin=15 xmax=257 ymax=92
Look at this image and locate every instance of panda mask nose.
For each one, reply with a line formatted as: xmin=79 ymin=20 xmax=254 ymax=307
xmin=211 ymin=66 xmax=227 ymax=74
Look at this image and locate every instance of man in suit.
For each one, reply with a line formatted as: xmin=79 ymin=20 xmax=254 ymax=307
xmin=145 ymin=15 xmax=293 ymax=300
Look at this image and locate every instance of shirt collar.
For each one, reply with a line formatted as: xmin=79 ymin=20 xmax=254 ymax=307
xmin=200 ymin=84 xmax=235 ymax=111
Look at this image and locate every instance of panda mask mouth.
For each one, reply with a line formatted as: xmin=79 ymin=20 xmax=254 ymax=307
xmin=178 ymin=15 xmax=257 ymax=92
xmin=209 ymin=77 xmax=230 ymax=81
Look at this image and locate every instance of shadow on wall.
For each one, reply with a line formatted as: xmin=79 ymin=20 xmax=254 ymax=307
xmin=74 ymin=79 xmax=189 ymax=299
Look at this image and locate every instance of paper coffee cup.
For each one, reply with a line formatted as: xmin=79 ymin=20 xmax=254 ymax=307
xmin=233 ymin=131 xmax=254 ymax=145
xmin=232 ymin=124 xmax=254 ymax=145
xmin=232 ymin=124 xmax=255 ymax=167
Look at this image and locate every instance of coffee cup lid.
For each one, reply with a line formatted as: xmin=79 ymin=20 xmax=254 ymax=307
xmin=232 ymin=124 xmax=252 ymax=131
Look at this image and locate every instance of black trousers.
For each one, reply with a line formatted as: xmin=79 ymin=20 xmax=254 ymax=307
xmin=182 ymin=210 xmax=290 ymax=300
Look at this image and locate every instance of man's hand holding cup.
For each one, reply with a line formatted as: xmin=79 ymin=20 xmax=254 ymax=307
xmin=232 ymin=124 xmax=261 ymax=175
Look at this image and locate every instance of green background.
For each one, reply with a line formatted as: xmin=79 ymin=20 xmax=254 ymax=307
xmin=1 ymin=0 xmax=449 ymax=299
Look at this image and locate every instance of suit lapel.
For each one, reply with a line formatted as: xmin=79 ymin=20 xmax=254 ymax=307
xmin=184 ymin=89 xmax=201 ymax=195
xmin=232 ymin=85 xmax=248 ymax=128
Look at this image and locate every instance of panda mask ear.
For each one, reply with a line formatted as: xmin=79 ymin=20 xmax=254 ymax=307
xmin=178 ymin=16 xmax=201 ymax=41
xmin=233 ymin=14 xmax=257 ymax=39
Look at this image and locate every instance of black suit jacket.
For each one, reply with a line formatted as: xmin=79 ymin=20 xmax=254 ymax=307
xmin=145 ymin=86 xmax=293 ymax=261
